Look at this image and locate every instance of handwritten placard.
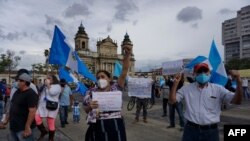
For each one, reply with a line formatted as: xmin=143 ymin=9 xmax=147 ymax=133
xmin=127 ymin=77 xmax=152 ymax=98
xmin=92 ymin=91 xmax=122 ymax=112
xmin=162 ymin=60 xmax=184 ymax=75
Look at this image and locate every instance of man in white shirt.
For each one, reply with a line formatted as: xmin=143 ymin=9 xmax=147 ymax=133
xmin=242 ymin=77 xmax=250 ymax=100
xmin=170 ymin=63 xmax=242 ymax=141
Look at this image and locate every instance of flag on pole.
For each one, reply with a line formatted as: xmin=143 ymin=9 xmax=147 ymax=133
xmin=185 ymin=40 xmax=228 ymax=86
xmin=49 ymin=25 xmax=96 ymax=82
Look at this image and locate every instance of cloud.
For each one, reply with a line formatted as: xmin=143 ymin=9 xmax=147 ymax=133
xmin=132 ymin=20 xmax=138 ymax=26
xmin=106 ymin=23 xmax=112 ymax=32
xmin=218 ymin=8 xmax=235 ymax=15
xmin=64 ymin=3 xmax=90 ymax=18
xmin=0 ymin=29 xmax=29 ymax=41
xmin=45 ymin=14 xmax=63 ymax=26
xmin=177 ymin=6 xmax=202 ymax=23
xmin=41 ymin=27 xmax=53 ymax=39
xmin=114 ymin=0 xmax=139 ymax=22
xmin=19 ymin=50 xmax=26 ymax=55
xmin=191 ymin=23 xmax=198 ymax=28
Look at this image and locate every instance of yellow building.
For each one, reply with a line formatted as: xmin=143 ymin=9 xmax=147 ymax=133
xmin=74 ymin=23 xmax=135 ymax=76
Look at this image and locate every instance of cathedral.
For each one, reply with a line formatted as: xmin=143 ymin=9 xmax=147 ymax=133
xmin=74 ymin=23 xmax=135 ymax=76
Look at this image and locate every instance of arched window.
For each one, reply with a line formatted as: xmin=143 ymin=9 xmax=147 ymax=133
xmin=82 ymin=41 xmax=85 ymax=49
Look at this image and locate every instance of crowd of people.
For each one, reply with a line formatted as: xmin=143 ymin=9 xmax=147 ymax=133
xmin=0 ymin=44 xmax=248 ymax=141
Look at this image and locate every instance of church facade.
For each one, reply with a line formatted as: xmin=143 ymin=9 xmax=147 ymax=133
xmin=74 ymin=23 xmax=135 ymax=76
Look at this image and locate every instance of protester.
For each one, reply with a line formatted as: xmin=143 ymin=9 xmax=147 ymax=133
xmin=83 ymin=46 xmax=131 ymax=141
xmin=0 ymin=80 xmax=6 ymax=122
xmin=6 ymin=73 xmax=38 ymax=141
xmin=160 ymin=75 xmax=170 ymax=117
xmin=167 ymin=75 xmax=185 ymax=130
xmin=134 ymin=95 xmax=148 ymax=123
xmin=72 ymin=100 xmax=80 ymax=123
xmin=170 ymin=63 xmax=242 ymax=141
xmin=0 ymin=69 xmax=38 ymax=130
xmin=35 ymin=74 xmax=61 ymax=141
xmin=242 ymin=77 xmax=250 ymax=100
xmin=59 ymin=79 xmax=73 ymax=128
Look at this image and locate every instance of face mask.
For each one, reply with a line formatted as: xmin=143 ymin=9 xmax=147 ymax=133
xmin=97 ymin=79 xmax=108 ymax=89
xmin=195 ymin=73 xmax=211 ymax=84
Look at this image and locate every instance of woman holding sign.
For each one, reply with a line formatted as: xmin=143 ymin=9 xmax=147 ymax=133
xmin=83 ymin=46 xmax=131 ymax=141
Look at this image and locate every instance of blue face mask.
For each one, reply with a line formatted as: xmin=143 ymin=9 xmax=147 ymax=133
xmin=195 ymin=73 xmax=211 ymax=84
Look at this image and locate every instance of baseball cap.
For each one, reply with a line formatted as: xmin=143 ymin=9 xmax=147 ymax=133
xmin=194 ymin=63 xmax=209 ymax=73
xmin=15 ymin=69 xmax=30 ymax=80
xmin=18 ymin=73 xmax=31 ymax=82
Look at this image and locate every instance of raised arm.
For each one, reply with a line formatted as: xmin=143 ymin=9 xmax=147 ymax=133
xmin=230 ymin=70 xmax=242 ymax=105
xmin=169 ymin=73 xmax=182 ymax=104
xmin=118 ymin=46 xmax=132 ymax=88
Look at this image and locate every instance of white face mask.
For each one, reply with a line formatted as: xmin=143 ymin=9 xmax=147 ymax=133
xmin=97 ymin=79 xmax=108 ymax=89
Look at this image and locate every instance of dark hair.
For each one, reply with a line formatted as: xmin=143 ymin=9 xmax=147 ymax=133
xmin=96 ymin=70 xmax=111 ymax=79
xmin=48 ymin=74 xmax=59 ymax=84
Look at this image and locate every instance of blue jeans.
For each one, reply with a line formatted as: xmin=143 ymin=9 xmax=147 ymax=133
xmin=9 ymin=129 xmax=35 ymax=141
xmin=182 ymin=124 xmax=219 ymax=141
xmin=169 ymin=102 xmax=185 ymax=127
xmin=0 ymin=100 xmax=3 ymax=120
xmin=59 ymin=106 xmax=68 ymax=125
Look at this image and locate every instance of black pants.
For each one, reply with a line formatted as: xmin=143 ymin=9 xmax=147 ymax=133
xmin=135 ymin=98 xmax=147 ymax=119
xmin=162 ymin=98 xmax=168 ymax=115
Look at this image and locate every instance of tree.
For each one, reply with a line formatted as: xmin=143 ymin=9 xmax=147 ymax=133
xmin=226 ymin=58 xmax=250 ymax=70
xmin=0 ymin=50 xmax=21 ymax=72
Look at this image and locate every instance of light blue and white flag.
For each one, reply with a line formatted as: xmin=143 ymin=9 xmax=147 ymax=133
xmin=59 ymin=67 xmax=78 ymax=83
xmin=208 ymin=40 xmax=228 ymax=86
xmin=74 ymin=82 xmax=88 ymax=96
xmin=114 ymin=61 xmax=122 ymax=77
xmin=185 ymin=40 xmax=227 ymax=86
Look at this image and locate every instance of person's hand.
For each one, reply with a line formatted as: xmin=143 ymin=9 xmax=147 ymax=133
xmin=90 ymin=101 xmax=98 ymax=109
xmin=123 ymin=45 xmax=132 ymax=56
xmin=23 ymin=127 xmax=32 ymax=138
xmin=173 ymin=73 xmax=182 ymax=84
xmin=229 ymin=70 xmax=240 ymax=80
xmin=0 ymin=122 xmax=6 ymax=129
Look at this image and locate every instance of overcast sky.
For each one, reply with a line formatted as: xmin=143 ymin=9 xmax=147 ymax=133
xmin=0 ymin=0 xmax=249 ymax=70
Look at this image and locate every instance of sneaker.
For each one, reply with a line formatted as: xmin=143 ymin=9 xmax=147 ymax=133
xmin=61 ymin=124 xmax=65 ymax=128
xmin=143 ymin=119 xmax=148 ymax=123
xmin=167 ymin=125 xmax=175 ymax=128
xmin=65 ymin=121 xmax=69 ymax=124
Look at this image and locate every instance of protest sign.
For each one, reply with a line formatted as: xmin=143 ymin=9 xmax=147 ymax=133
xmin=92 ymin=91 xmax=122 ymax=111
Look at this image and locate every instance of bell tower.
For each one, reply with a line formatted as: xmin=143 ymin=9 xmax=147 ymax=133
xmin=74 ymin=22 xmax=89 ymax=51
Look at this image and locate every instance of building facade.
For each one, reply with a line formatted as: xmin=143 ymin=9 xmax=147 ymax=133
xmin=74 ymin=23 xmax=135 ymax=76
xmin=222 ymin=5 xmax=250 ymax=62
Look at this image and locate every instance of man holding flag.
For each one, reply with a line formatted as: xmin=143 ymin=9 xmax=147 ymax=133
xmin=169 ymin=63 xmax=242 ymax=141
